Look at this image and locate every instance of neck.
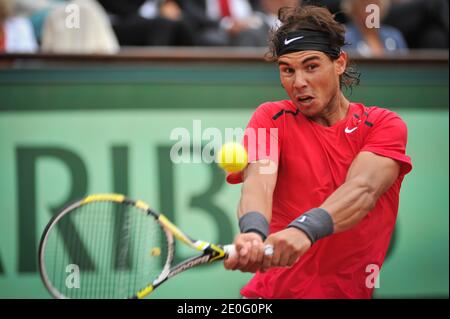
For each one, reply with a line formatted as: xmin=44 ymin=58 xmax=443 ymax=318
xmin=311 ymin=94 xmax=350 ymax=127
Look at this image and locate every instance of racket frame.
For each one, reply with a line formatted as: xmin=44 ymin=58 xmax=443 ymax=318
xmin=38 ymin=194 xmax=233 ymax=299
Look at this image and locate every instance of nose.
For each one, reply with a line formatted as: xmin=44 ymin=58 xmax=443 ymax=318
xmin=293 ymin=71 xmax=307 ymax=90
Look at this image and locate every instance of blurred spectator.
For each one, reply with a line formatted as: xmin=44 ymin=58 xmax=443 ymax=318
xmin=177 ymin=0 xmax=269 ymax=46
xmin=258 ymin=0 xmax=301 ymax=30
xmin=0 ymin=0 xmax=38 ymax=52
xmin=384 ymin=0 xmax=448 ymax=49
xmin=41 ymin=0 xmax=119 ymax=53
xmin=302 ymin=0 xmax=347 ymax=23
xmin=13 ymin=0 xmax=62 ymax=42
xmin=305 ymin=0 xmax=449 ymax=49
xmin=341 ymin=0 xmax=408 ymax=56
xmin=97 ymin=0 xmax=194 ymax=46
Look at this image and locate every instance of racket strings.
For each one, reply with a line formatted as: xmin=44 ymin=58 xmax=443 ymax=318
xmin=42 ymin=201 xmax=169 ymax=298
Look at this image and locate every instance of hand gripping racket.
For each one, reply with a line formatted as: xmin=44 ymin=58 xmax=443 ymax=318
xmin=38 ymin=194 xmax=235 ymax=299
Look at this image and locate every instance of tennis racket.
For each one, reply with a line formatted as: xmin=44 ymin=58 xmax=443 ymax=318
xmin=38 ymin=194 xmax=235 ymax=299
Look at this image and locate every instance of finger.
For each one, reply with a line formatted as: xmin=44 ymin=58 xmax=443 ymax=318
xmin=237 ymin=241 xmax=252 ymax=268
xmin=270 ymin=245 xmax=282 ymax=268
xmin=278 ymin=249 xmax=291 ymax=267
xmin=249 ymin=240 xmax=262 ymax=265
xmin=261 ymin=244 xmax=273 ymax=271
xmin=223 ymin=254 xmax=239 ymax=270
xmin=255 ymin=241 xmax=265 ymax=265
xmin=235 ymin=237 xmax=246 ymax=254
xmin=247 ymin=243 xmax=265 ymax=273
xmin=235 ymin=233 xmax=261 ymax=252
xmin=247 ymin=240 xmax=265 ymax=272
xmin=235 ymin=237 xmax=251 ymax=258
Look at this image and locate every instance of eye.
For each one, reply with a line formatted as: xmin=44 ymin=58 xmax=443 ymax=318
xmin=281 ymin=67 xmax=294 ymax=75
xmin=306 ymin=64 xmax=318 ymax=71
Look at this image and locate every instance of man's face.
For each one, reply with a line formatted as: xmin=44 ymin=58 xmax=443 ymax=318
xmin=278 ymin=50 xmax=347 ymax=118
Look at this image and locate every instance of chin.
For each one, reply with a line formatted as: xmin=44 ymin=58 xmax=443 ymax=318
xmin=298 ymin=102 xmax=321 ymax=117
xmin=299 ymin=109 xmax=317 ymax=118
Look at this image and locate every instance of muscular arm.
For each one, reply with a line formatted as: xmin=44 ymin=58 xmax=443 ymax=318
xmin=224 ymin=160 xmax=278 ymax=272
xmin=320 ymin=151 xmax=401 ymax=233
xmin=261 ymin=151 xmax=401 ymax=270
xmin=238 ymin=160 xmax=278 ymax=222
xmin=228 ymin=151 xmax=401 ymax=272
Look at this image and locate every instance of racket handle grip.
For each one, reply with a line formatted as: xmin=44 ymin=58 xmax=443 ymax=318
xmin=223 ymin=244 xmax=236 ymax=258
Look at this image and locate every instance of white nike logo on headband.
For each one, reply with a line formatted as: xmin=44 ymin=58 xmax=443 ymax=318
xmin=284 ymin=36 xmax=304 ymax=45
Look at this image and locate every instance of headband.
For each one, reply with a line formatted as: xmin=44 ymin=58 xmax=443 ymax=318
xmin=276 ymin=29 xmax=341 ymax=58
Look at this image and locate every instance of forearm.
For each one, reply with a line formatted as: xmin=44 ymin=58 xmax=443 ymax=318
xmin=320 ymin=177 xmax=378 ymax=233
xmin=227 ymin=165 xmax=277 ymax=272
xmin=238 ymin=174 xmax=273 ymax=222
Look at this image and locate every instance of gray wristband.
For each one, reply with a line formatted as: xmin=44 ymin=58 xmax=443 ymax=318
xmin=239 ymin=211 xmax=269 ymax=241
xmin=287 ymin=208 xmax=334 ymax=244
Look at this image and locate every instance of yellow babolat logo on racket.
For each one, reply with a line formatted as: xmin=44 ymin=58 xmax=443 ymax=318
xmin=209 ymin=244 xmax=226 ymax=262
xmin=82 ymin=194 xmax=125 ymax=204
xmin=136 ymin=285 xmax=154 ymax=299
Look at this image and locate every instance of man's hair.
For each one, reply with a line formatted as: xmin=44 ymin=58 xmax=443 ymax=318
xmin=266 ymin=5 xmax=360 ymax=90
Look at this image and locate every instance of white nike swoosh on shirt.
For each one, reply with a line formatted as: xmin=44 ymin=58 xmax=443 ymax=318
xmin=284 ymin=36 xmax=304 ymax=45
xmin=345 ymin=126 xmax=358 ymax=134
xmin=299 ymin=216 xmax=307 ymax=223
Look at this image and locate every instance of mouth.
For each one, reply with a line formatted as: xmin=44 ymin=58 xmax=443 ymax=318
xmin=295 ymin=95 xmax=314 ymax=106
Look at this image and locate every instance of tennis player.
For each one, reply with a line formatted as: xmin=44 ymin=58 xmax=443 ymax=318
xmin=224 ymin=5 xmax=412 ymax=299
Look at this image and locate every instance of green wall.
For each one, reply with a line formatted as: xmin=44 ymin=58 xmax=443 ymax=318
xmin=0 ymin=61 xmax=448 ymax=298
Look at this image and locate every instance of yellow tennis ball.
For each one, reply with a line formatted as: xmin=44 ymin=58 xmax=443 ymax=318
xmin=216 ymin=142 xmax=248 ymax=173
xmin=151 ymin=247 xmax=161 ymax=257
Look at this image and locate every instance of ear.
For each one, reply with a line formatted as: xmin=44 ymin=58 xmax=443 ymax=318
xmin=335 ymin=51 xmax=348 ymax=76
